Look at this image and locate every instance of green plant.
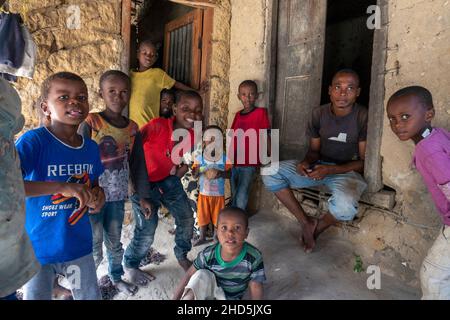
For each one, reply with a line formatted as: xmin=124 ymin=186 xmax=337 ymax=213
xmin=353 ymin=254 xmax=364 ymax=273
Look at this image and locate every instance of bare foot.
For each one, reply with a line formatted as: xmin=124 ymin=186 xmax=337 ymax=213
xmin=124 ymin=267 xmax=156 ymax=287
xmin=113 ymin=279 xmax=138 ymax=296
xmin=313 ymin=213 xmax=338 ymax=240
xmin=313 ymin=218 xmax=327 ymax=240
xmin=300 ymin=218 xmax=318 ymax=253
xmin=178 ymin=258 xmax=193 ymax=271
xmin=192 ymin=237 xmax=213 ymax=247
xmin=53 ymin=282 xmax=73 ymax=300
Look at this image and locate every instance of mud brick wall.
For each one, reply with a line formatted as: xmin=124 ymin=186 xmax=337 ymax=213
xmin=9 ymin=0 xmax=123 ymax=129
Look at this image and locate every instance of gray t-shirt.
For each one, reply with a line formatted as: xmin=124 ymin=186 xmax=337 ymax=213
xmin=0 ymin=78 xmax=40 ymax=297
xmin=307 ymin=103 xmax=368 ymax=164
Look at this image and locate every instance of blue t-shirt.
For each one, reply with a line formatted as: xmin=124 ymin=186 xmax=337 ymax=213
xmin=15 ymin=127 xmax=104 ymax=264
xmin=195 ymin=154 xmax=230 ymax=196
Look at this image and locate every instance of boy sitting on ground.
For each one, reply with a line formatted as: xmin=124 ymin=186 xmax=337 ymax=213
xmin=172 ymin=207 xmax=266 ymax=300
xmin=262 ymin=69 xmax=368 ymax=253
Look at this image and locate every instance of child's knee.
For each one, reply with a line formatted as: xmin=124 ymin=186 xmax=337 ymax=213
xmin=328 ymin=194 xmax=359 ymax=221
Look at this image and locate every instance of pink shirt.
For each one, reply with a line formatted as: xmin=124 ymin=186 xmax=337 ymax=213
xmin=413 ymin=128 xmax=450 ymax=226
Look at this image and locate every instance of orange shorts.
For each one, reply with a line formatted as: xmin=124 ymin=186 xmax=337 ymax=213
xmin=197 ymin=194 xmax=225 ymax=227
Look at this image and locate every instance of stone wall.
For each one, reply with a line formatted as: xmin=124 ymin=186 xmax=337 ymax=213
xmin=206 ymin=0 xmax=231 ymax=129
xmin=9 ymin=0 xmax=123 ymax=129
xmin=226 ymin=0 xmax=270 ymax=126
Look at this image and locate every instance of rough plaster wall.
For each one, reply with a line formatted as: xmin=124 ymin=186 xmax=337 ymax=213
xmin=9 ymin=0 xmax=123 ymax=129
xmin=226 ymin=0 xmax=269 ymax=126
xmin=380 ymin=0 xmax=449 ymax=230
xmin=207 ymin=0 xmax=231 ymax=129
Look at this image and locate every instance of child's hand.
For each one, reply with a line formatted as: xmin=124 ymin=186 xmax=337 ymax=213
xmin=308 ymin=165 xmax=330 ymax=180
xmin=296 ymin=161 xmax=311 ymax=176
xmin=59 ymin=183 xmax=95 ymax=210
xmin=175 ymin=164 xmax=188 ymax=178
xmin=204 ymin=168 xmax=219 ymax=180
xmin=87 ymin=186 xmax=105 ymax=214
xmin=139 ymin=198 xmax=153 ymax=220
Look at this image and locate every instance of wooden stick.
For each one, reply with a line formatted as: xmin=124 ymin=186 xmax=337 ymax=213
xmin=168 ymin=0 xmax=218 ymax=8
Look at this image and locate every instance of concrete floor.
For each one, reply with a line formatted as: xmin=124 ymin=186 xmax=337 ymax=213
xmin=97 ymin=208 xmax=420 ymax=300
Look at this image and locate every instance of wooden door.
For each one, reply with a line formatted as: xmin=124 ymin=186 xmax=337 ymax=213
xmin=274 ymin=0 xmax=327 ymax=160
xmin=163 ymin=9 xmax=203 ymax=89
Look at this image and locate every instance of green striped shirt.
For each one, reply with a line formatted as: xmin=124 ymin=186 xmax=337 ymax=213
xmin=193 ymin=242 xmax=266 ymax=300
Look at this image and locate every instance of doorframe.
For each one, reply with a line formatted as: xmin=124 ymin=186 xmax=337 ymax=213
xmin=121 ymin=0 xmax=132 ymax=74
xmin=267 ymin=0 xmax=388 ymax=193
xmin=168 ymin=0 xmax=214 ymax=124
xmin=364 ymin=0 xmax=388 ymax=193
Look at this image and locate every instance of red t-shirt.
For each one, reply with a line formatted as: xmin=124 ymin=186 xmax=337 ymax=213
xmin=230 ymin=107 xmax=271 ymax=166
xmin=141 ymin=117 xmax=194 ymax=182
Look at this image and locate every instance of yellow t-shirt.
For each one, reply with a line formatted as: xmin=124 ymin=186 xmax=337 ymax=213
xmin=129 ymin=68 xmax=176 ymax=128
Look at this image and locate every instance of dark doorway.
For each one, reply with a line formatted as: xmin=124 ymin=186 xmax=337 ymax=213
xmin=320 ymin=0 xmax=377 ymax=107
xmin=131 ymin=0 xmax=194 ymax=71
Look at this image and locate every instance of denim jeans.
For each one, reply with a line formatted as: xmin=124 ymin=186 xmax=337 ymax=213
xmin=0 ymin=292 xmax=18 ymax=300
xmin=231 ymin=166 xmax=257 ymax=210
xmin=89 ymin=200 xmax=125 ymax=282
xmin=262 ymin=160 xmax=367 ymax=221
xmin=124 ymin=175 xmax=194 ymax=268
xmin=22 ymin=253 xmax=100 ymax=300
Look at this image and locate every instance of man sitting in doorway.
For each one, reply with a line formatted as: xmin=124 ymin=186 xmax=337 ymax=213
xmin=262 ymin=69 xmax=368 ymax=253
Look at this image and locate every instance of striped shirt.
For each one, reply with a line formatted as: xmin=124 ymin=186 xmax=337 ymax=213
xmin=193 ymin=242 xmax=266 ymax=300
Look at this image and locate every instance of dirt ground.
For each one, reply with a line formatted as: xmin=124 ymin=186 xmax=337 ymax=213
xmin=96 ymin=207 xmax=420 ymax=300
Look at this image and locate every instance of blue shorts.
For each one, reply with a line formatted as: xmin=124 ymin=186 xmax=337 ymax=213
xmin=262 ymin=160 xmax=367 ymax=221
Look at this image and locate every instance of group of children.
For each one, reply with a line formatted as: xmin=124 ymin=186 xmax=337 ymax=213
xmin=1 ymin=37 xmax=448 ymax=300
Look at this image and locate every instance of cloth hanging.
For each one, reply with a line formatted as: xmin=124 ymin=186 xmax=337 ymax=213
xmin=0 ymin=23 xmax=36 ymax=79
xmin=0 ymin=12 xmax=25 ymax=69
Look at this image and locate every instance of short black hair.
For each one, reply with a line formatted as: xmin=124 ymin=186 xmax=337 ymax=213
xmin=204 ymin=124 xmax=223 ymax=132
xmin=40 ymin=72 xmax=86 ymax=101
xmin=138 ymin=39 xmax=156 ymax=51
xmin=238 ymin=80 xmax=258 ymax=92
xmin=161 ymin=88 xmax=175 ymax=100
xmin=218 ymin=206 xmax=249 ymax=228
xmin=332 ymin=69 xmax=360 ymax=87
xmin=388 ymin=86 xmax=434 ymax=110
xmin=175 ymin=90 xmax=203 ymax=105
xmin=99 ymin=70 xmax=130 ymax=90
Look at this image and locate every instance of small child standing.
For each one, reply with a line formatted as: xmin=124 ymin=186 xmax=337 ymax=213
xmin=230 ymin=80 xmax=271 ymax=210
xmin=172 ymin=207 xmax=266 ymax=300
xmin=159 ymin=88 xmax=175 ymax=118
xmin=124 ymin=90 xmax=203 ymax=286
xmin=192 ymin=125 xmax=232 ymax=246
xmin=15 ymin=72 xmax=106 ymax=300
xmin=387 ymin=86 xmax=450 ymax=300
xmin=129 ymin=40 xmax=199 ymax=128
xmin=78 ymin=70 xmax=139 ymax=296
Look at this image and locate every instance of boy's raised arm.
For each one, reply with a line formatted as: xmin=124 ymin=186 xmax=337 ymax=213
xmin=248 ymin=280 xmax=264 ymax=300
xmin=24 ymin=181 xmax=94 ymax=210
xmin=172 ymin=264 xmax=197 ymax=300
